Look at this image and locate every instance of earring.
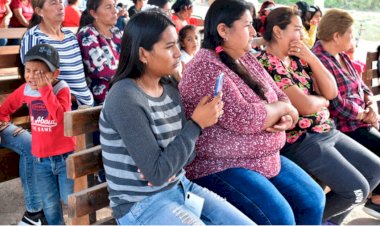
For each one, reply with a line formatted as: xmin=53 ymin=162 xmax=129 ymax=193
xmin=223 ymin=37 xmax=228 ymax=41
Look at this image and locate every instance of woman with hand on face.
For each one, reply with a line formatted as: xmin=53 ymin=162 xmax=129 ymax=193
xmin=20 ymin=0 xmax=94 ymax=107
xmin=179 ymin=0 xmax=326 ymax=225
xmin=313 ymin=8 xmax=380 ymax=219
xmin=77 ymin=0 xmax=122 ymax=105
xmin=99 ymin=10 xmax=255 ymax=225
xmin=257 ymin=6 xmax=380 ymax=225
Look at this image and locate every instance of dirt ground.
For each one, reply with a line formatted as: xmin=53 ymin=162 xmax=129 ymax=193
xmin=1 ymin=178 xmax=380 ymax=225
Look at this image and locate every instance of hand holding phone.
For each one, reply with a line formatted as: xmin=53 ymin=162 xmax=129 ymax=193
xmin=214 ymin=73 xmax=224 ymax=97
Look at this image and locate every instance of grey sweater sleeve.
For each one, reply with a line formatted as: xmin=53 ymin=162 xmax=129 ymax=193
xmin=104 ymin=80 xmax=201 ymax=186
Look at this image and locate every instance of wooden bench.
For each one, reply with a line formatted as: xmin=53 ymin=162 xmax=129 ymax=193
xmin=363 ymin=51 xmax=380 ymax=112
xmin=0 ymin=45 xmax=29 ymax=183
xmin=64 ymin=106 xmax=115 ymax=225
xmin=0 ymin=27 xmax=78 ymax=42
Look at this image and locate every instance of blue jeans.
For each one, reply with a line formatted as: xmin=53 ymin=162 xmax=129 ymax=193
xmin=0 ymin=38 xmax=7 ymax=46
xmin=0 ymin=124 xmax=43 ymax=212
xmin=117 ymin=176 xmax=255 ymax=225
xmin=194 ymin=156 xmax=326 ymax=225
xmin=33 ymin=152 xmax=74 ymax=225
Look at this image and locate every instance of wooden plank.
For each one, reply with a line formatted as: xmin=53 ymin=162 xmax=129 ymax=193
xmin=68 ymin=182 xmax=109 ymax=218
xmin=64 ymin=106 xmax=102 ymax=137
xmin=0 ymin=149 xmax=20 ymax=182
xmin=0 ymin=27 xmax=78 ymax=39
xmin=0 ymin=78 xmax=24 ymax=96
xmin=0 ymin=28 xmax=26 ymax=39
xmin=0 ymin=45 xmax=20 ymax=55
xmin=66 ymin=145 xmax=103 ymax=179
xmin=0 ymin=47 xmax=21 ymax=69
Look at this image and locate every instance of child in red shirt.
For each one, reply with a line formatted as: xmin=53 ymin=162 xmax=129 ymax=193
xmin=0 ymin=43 xmax=76 ymax=224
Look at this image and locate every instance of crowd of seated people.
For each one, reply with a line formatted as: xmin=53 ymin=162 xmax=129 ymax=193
xmin=2 ymin=0 xmax=380 ymax=225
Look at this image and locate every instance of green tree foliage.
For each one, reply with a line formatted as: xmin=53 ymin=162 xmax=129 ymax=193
xmin=275 ymin=0 xmax=380 ymax=11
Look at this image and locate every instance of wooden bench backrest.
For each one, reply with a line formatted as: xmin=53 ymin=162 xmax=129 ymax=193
xmin=0 ymin=27 xmax=78 ymax=40
xmin=64 ymin=106 xmax=114 ymax=225
xmin=0 ymin=46 xmax=25 ymax=183
xmin=363 ymin=51 xmax=380 ymax=112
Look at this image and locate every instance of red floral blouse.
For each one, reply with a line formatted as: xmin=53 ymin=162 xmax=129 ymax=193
xmin=257 ymin=51 xmax=334 ymax=143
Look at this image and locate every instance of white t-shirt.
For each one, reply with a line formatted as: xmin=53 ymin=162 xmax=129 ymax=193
xmin=180 ymin=50 xmax=193 ymax=65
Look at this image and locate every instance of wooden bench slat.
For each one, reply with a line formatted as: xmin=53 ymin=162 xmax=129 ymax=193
xmin=68 ymin=182 xmax=109 ymax=218
xmin=66 ymin=145 xmax=103 ymax=179
xmin=64 ymin=106 xmax=102 ymax=136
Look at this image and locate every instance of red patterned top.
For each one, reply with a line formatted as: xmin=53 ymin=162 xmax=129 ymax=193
xmin=179 ymin=49 xmax=289 ymax=179
xmin=257 ymin=51 xmax=334 ymax=144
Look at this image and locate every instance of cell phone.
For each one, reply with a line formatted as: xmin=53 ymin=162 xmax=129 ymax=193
xmin=213 ymin=73 xmax=224 ymax=97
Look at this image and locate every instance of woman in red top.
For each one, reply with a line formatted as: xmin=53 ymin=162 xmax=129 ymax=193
xmin=171 ymin=0 xmax=202 ymax=33
xmin=9 ymin=0 xmax=32 ymax=27
xmin=62 ymin=0 xmax=81 ymax=27
xmin=0 ymin=0 xmax=12 ymax=45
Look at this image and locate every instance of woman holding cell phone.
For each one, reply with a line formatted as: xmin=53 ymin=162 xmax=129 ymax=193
xmin=99 ymin=10 xmax=255 ymax=225
xmin=178 ymin=0 xmax=326 ymax=225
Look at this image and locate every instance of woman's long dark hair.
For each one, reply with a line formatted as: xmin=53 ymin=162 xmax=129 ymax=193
xmin=263 ymin=7 xmax=300 ymax=42
xmin=29 ymin=0 xmax=46 ymax=28
xmin=110 ymin=11 xmax=174 ymax=88
xmin=78 ymin=0 xmax=103 ymax=32
xmin=203 ymin=0 xmax=266 ymax=100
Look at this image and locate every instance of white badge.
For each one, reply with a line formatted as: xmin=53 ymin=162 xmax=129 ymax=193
xmin=184 ymin=191 xmax=205 ymax=218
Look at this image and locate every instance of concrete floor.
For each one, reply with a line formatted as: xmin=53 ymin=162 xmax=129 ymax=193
xmin=1 ymin=178 xmax=380 ymax=225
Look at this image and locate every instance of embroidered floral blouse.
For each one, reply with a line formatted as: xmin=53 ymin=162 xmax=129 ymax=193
xmin=77 ymin=24 xmax=122 ymax=104
xmin=257 ymin=51 xmax=334 ymax=144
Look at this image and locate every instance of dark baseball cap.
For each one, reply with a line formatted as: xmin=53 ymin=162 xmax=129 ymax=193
xmin=24 ymin=44 xmax=60 ymax=72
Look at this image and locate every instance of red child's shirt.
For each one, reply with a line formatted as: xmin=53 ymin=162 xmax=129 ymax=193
xmin=0 ymin=81 xmax=76 ymax=157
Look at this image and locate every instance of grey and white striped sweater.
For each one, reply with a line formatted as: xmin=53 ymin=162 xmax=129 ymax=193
xmin=99 ymin=78 xmax=201 ymax=218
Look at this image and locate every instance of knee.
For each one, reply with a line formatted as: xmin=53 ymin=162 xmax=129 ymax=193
xmin=302 ymin=185 xmax=326 ymax=214
xmin=341 ymin=182 xmax=370 ymax=205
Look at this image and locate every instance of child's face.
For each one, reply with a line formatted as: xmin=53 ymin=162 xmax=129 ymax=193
xmin=182 ymin=29 xmax=199 ymax=56
xmin=25 ymin=61 xmax=54 ymax=90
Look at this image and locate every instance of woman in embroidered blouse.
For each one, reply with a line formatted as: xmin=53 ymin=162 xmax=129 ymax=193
xmin=77 ymin=0 xmax=122 ymax=105
xmin=312 ymin=8 xmax=380 ymax=219
xmin=257 ymin=6 xmax=380 ymax=225
xmin=179 ymin=0 xmax=326 ymax=225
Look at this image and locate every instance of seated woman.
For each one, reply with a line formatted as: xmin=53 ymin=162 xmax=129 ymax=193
xmin=171 ymin=0 xmax=203 ymax=33
xmin=99 ymin=10 xmax=255 ymax=225
xmin=62 ymin=0 xmax=81 ymax=27
xmin=77 ymin=0 xmax=122 ymax=105
xmin=256 ymin=6 xmax=380 ymax=225
xmin=312 ymin=8 xmax=380 ymax=219
xmin=0 ymin=0 xmax=12 ymax=46
xmin=128 ymin=0 xmax=145 ymax=17
xmin=21 ymin=0 xmax=94 ymax=107
xmin=147 ymin=0 xmax=171 ymax=16
xmin=256 ymin=0 xmax=275 ymax=36
xmin=295 ymin=1 xmax=318 ymax=49
xmin=9 ymin=0 xmax=32 ymax=28
xmin=179 ymin=0 xmax=325 ymax=225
